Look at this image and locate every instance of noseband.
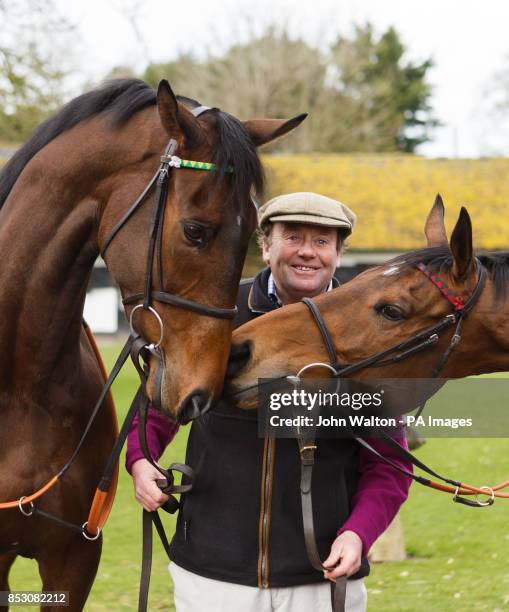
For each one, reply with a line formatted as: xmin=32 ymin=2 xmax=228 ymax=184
xmin=302 ymin=259 xmax=487 ymax=379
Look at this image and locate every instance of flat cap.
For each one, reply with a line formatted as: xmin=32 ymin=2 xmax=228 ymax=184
xmin=258 ymin=192 xmax=356 ymax=237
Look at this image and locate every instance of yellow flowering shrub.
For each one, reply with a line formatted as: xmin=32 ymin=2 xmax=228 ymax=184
xmin=263 ymin=154 xmax=509 ymax=251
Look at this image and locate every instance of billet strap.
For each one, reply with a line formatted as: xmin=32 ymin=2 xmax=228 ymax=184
xmin=299 ymin=438 xmax=347 ymax=612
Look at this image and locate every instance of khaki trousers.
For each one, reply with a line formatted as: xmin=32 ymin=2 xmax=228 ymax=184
xmin=169 ymin=562 xmax=367 ymax=612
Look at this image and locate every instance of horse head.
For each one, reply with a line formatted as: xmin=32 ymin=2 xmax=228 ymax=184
xmin=98 ymin=80 xmax=306 ymax=422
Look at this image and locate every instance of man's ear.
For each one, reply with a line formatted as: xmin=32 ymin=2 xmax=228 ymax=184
xmin=261 ymin=238 xmax=271 ymax=265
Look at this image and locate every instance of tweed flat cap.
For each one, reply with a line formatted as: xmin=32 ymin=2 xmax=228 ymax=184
xmin=258 ymin=192 xmax=356 ymax=236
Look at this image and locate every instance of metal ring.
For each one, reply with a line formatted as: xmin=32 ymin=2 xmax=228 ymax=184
xmin=295 ymin=362 xmax=338 ymax=378
xmin=475 ymin=486 xmax=495 ymax=506
xmin=452 ymin=485 xmax=460 ymax=501
xmin=82 ymin=522 xmax=101 ymax=541
xmin=18 ymin=497 xmax=34 ymax=517
xmin=129 ymin=305 xmax=164 ymax=348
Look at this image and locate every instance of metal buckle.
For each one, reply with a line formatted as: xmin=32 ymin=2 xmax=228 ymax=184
xmin=299 ymin=445 xmax=317 ymax=454
xmin=18 ymin=496 xmax=34 ymax=517
xmin=129 ymin=305 xmax=164 ymax=349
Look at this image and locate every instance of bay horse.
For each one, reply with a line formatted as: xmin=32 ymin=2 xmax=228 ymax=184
xmin=228 ymin=196 xmax=509 ymax=403
xmin=0 ymin=78 xmax=304 ymax=609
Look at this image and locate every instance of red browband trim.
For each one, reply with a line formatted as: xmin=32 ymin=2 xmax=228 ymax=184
xmin=416 ymin=263 xmax=465 ymax=311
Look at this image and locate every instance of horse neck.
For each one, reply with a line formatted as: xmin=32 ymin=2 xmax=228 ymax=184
xmin=0 ymin=111 xmax=164 ymax=391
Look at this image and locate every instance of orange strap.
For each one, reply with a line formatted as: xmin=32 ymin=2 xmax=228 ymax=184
xmin=84 ymin=325 xmax=119 ymax=535
xmin=428 ymin=479 xmax=509 ymax=498
xmin=0 ymin=475 xmax=60 ymax=510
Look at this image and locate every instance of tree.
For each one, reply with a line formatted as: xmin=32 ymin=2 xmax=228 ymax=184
xmin=326 ymin=24 xmax=436 ymax=152
xmin=0 ymin=0 xmax=71 ymax=141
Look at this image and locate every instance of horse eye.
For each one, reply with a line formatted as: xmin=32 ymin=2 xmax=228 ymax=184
xmin=183 ymin=222 xmax=210 ymax=246
xmin=375 ymin=303 xmax=405 ymax=321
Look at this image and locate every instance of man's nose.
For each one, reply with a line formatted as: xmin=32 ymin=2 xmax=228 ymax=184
xmin=297 ymin=239 xmax=316 ymax=257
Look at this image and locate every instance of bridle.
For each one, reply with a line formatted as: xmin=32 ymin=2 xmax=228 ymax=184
xmin=100 ymin=104 xmax=240 ymax=411
xmin=100 ymin=105 xmax=238 ymax=323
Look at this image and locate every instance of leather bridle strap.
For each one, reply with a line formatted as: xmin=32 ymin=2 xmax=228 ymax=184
xmin=302 ymin=297 xmax=337 ymax=364
xmin=298 ymin=438 xmax=348 ymax=612
xmin=123 ymin=290 xmax=237 ymax=320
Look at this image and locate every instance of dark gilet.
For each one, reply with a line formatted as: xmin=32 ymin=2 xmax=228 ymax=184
xmin=168 ymin=268 xmax=370 ymax=587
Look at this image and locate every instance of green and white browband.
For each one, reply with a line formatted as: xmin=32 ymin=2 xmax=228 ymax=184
xmin=161 ymin=154 xmax=234 ymax=173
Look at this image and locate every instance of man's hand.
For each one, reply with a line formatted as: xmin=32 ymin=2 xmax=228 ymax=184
xmin=323 ymin=530 xmax=363 ymax=581
xmin=131 ymin=458 xmax=169 ymax=512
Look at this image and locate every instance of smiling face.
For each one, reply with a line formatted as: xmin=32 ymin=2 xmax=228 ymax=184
xmin=262 ymin=222 xmax=341 ymax=304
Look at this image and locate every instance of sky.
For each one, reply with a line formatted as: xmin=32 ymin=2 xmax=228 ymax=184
xmin=53 ymin=0 xmax=509 ymax=158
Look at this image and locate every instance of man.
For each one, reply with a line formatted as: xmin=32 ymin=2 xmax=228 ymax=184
xmin=126 ymin=192 xmax=412 ymax=612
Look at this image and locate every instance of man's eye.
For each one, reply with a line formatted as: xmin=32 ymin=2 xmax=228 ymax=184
xmin=375 ymin=303 xmax=405 ymax=321
xmin=316 ymin=239 xmax=328 ymax=246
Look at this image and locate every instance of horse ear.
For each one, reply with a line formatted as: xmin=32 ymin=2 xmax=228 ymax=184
xmin=424 ymin=194 xmax=448 ymax=247
xmin=450 ymin=207 xmax=474 ymax=281
xmin=242 ymin=114 xmax=308 ymax=147
xmin=157 ymin=80 xmax=200 ymax=142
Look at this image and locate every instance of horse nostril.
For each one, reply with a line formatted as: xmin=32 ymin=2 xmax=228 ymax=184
xmin=227 ymin=340 xmax=252 ymax=378
xmin=178 ymin=391 xmax=212 ymax=424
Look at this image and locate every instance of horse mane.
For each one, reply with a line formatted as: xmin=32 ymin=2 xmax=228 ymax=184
xmin=390 ymin=245 xmax=509 ymax=302
xmin=0 ymin=78 xmax=263 ymax=210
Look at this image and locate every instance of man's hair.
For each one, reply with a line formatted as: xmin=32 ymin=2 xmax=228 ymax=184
xmin=256 ymin=222 xmax=347 ymax=254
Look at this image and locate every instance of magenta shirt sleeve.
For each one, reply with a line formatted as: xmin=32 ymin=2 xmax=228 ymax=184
xmin=125 ymin=404 xmax=179 ymax=473
xmin=337 ymin=436 xmax=413 ymax=556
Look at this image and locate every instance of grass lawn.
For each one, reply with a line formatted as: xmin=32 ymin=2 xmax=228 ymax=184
xmin=8 ymin=345 xmax=509 ymax=611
